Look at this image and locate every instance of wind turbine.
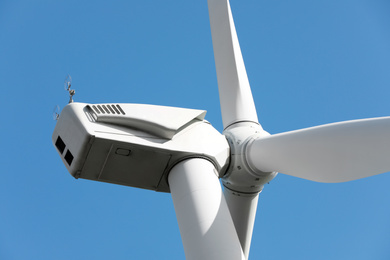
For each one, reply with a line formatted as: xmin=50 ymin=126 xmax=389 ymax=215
xmin=52 ymin=0 xmax=390 ymax=259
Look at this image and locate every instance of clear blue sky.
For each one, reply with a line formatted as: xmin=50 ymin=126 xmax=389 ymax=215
xmin=1 ymin=0 xmax=390 ymax=259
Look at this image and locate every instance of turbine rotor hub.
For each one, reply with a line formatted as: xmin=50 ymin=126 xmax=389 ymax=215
xmin=222 ymin=122 xmax=277 ymax=193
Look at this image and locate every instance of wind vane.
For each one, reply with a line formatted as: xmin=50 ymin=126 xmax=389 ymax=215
xmin=64 ymin=74 xmax=75 ymax=103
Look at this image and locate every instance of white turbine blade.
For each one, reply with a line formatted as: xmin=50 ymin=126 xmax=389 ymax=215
xmin=247 ymin=117 xmax=390 ymax=183
xmin=208 ymin=0 xmax=258 ymax=128
xmin=223 ymin=189 xmax=259 ymax=260
xmin=169 ymin=158 xmax=245 ymax=260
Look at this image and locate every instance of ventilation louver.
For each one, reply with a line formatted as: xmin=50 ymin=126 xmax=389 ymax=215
xmin=91 ymin=104 xmax=125 ymax=115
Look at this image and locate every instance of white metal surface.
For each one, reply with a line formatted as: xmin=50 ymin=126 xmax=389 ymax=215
xmin=223 ymin=189 xmax=259 ymax=260
xmin=208 ymin=0 xmax=258 ymax=128
xmin=247 ymin=116 xmax=390 ymax=183
xmin=92 ymin=103 xmax=206 ymax=139
xmin=169 ymin=159 xmax=245 ymax=260
xmin=222 ymin=122 xmax=274 ymax=193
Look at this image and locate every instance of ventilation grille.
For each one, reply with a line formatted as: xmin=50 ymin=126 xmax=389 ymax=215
xmin=55 ymin=136 xmax=74 ymax=166
xmin=55 ymin=136 xmax=66 ymax=154
xmin=64 ymin=150 xmax=74 ymax=166
xmin=91 ymin=104 xmax=125 ymax=115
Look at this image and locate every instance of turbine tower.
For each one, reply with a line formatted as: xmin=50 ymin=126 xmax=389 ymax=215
xmin=52 ymin=0 xmax=390 ymax=259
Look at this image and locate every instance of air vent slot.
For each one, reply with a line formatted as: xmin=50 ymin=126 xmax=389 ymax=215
xmin=102 ymin=105 xmax=110 ymax=114
xmin=91 ymin=104 xmax=125 ymax=115
xmin=92 ymin=105 xmax=101 ymax=114
xmin=55 ymin=136 xmax=66 ymax=154
xmin=64 ymin=150 xmax=74 ymax=166
xmin=111 ymin=105 xmax=120 ymax=114
xmin=115 ymin=105 xmax=125 ymax=115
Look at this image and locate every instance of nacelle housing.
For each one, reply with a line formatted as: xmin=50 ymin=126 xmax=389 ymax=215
xmin=52 ymin=103 xmax=230 ymax=192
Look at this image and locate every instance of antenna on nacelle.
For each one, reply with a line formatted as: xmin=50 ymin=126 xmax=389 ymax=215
xmin=64 ymin=74 xmax=75 ymax=103
xmin=53 ymin=105 xmax=60 ymax=121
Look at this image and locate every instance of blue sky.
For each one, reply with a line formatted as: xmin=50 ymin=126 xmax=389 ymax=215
xmin=1 ymin=0 xmax=390 ymax=259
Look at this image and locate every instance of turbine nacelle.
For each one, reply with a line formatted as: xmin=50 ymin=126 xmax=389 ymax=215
xmin=52 ymin=102 xmax=230 ymax=192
